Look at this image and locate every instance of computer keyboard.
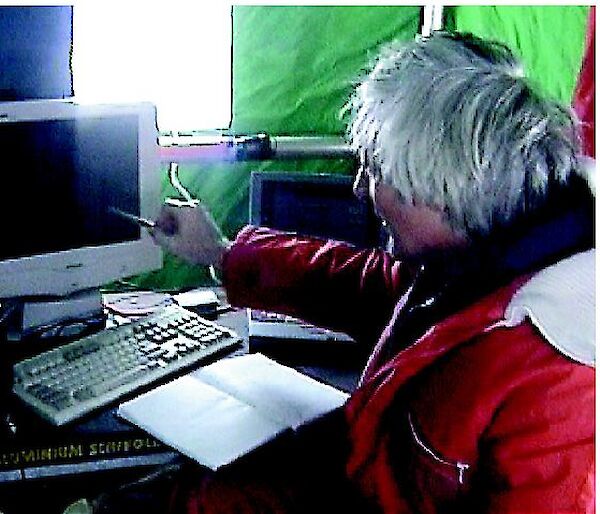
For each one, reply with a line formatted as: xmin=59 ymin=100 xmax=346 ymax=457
xmin=12 ymin=304 xmax=242 ymax=426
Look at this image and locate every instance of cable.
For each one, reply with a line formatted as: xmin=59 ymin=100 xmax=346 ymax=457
xmin=168 ymin=162 xmax=196 ymax=204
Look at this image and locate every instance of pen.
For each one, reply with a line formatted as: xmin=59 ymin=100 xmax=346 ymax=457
xmin=109 ymin=207 xmax=156 ymax=228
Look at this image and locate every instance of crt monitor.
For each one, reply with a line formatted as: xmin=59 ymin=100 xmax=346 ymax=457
xmin=0 ymin=100 xmax=162 ymax=335
xmin=250 ymin=171 xmax=382 ymax=248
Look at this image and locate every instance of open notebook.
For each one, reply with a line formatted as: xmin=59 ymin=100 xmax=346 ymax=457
xmin=118 ymin=353 xmax=349 ymax=470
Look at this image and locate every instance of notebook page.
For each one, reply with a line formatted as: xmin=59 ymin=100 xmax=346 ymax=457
xmin=194 ymin=353 xmax=349 ymax=429
xmin=118 ymin=374 xmax=288 ymax=470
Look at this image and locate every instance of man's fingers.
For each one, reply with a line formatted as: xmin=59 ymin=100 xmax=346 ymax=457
xmin=149 ymin=225 xmax=173 ymax=250
xmin=153 ymin=209 xmax=179 ymax=237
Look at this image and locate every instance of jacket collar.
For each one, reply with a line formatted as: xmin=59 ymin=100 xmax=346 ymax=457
xmin=503 ymin=249 xmax=595 ymax=367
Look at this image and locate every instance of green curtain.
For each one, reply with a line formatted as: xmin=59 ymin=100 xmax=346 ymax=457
xmin=133 ymin=5 xmax=589 ymax=292
xmin=231 ymin=6 xmax=421 ymax=135
xmin=447 ymin=5 xmax=589 ymax=103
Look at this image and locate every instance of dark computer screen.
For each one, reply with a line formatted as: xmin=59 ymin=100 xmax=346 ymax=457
xmin=0 ymin=116 xmax=140 ymax=261
xmin=250 ymin=172 xmax=382 ymax=248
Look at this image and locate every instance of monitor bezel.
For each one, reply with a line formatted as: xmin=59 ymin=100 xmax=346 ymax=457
xmin=0 ymin=100 xmax=162 ymax=298
xmin=249 ymin=171 xmax=383 ymax=248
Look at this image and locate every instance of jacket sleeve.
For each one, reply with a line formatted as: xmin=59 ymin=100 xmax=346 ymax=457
xmin=222 ymin=225 xmax=412 ymax=344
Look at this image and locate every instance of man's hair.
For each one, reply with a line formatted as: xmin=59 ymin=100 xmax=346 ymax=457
xmin=347 ymin=32 xmax=582 ymax=236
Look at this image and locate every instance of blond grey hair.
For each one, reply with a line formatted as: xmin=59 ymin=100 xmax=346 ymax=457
xmin=347 ymin=32 xmax=582 ymax=236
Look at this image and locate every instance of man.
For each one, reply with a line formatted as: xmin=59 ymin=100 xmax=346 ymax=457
xmin=147 ymin=32 xmax=594 ymax=513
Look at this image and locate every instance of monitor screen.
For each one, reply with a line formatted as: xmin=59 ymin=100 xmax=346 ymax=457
xmin=0 ymin=101 xmax=162 ymax=299
xmin=1 ymin=116 xmax=140 ymax=261
xmin=250 ymin=172 xmax=381 ymax=248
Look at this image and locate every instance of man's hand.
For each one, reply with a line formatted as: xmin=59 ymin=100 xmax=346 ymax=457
xmin=150 ymin=200 xmax=231 ymax=270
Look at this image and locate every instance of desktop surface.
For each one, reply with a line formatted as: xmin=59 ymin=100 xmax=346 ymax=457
xmin=0 ymin=289 xmax=363 ymax=514
xmin=1 ymin=290 xmax=361 ymax=483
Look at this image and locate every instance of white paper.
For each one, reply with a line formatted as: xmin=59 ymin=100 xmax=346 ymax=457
xmin=196 ymin=354 xmax=349 ymax=428
xmin=118 ymin=354 xmax=348 ymax=469
xmin=173 ymin=288 xmax=219 ymax=307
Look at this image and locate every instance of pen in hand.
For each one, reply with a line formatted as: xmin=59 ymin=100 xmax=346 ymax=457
xmin=108 ymin=207 xmax=156 ymax=229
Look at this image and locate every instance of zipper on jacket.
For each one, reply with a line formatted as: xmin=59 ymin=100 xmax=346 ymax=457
xmin=408 ymin=411 xmax=471 ymax=485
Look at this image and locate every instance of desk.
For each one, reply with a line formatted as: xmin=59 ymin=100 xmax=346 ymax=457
xmin=0 ymin=295 xmax=362 ymax=514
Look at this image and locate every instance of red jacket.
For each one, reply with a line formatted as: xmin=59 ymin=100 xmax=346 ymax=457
xmin=222 ymin=225 xmax=594 ymax=514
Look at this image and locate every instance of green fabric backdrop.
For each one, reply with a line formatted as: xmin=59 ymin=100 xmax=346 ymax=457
xmin=132 ymin=5 xmax=589 ymax=292
xmin=448 ymin=5 xmax=588 ymax=103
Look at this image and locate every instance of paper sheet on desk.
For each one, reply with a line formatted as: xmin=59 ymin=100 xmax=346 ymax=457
xmin=173 ymin=288 xmax=219 ymax=308
xmin=117 ymin=354 xmax=349 ymax=470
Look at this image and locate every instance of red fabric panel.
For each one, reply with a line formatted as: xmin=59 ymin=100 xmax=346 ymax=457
xmin=573 ymin=7 xmax=595 ymax=157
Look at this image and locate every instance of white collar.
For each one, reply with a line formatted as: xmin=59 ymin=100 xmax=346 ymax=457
xmin=503 ymin=249 xmax=595 ymax=367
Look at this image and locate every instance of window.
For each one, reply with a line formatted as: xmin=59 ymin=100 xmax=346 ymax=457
xmin=72 ymin=4 xmax=232 ymax=133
